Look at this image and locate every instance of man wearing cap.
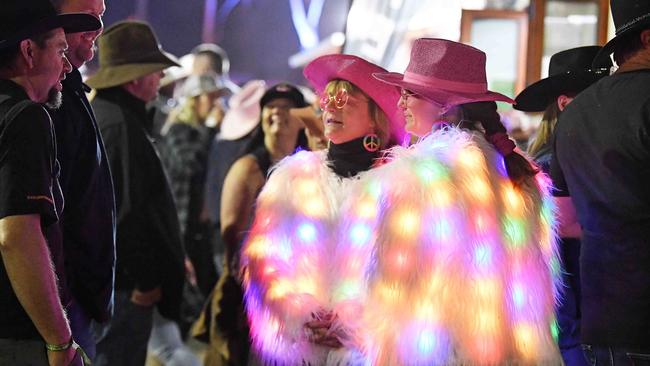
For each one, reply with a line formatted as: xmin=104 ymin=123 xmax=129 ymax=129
xmin=86 ymin=20 xmax=185 ymax=366
xmin=515 ymin=46 xmax=611 ymax=366
xmin=551 ymin=0 xmax=650 ymax=363
xmin=48 ymin=0 xmax=115 ymax=361
xmin=0 ymin=1 xmax=100 ymax=365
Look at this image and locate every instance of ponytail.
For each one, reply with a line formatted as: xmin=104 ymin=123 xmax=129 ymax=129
xmin=461 ymin=102 xmax=538 ymax=186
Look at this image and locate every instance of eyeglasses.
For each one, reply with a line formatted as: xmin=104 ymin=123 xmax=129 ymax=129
xmin=319 ymin=88 xmax=349 ymax=110
xmin=400 ymin=88 xmax=445 ymax=107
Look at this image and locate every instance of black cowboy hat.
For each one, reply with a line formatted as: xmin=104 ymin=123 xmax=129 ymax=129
xmin=0 ymin=0 xmax=101 ymax=51
xmin=592 ymin=0 xmax=650 ymax=67
xmin=514 ymin=46 xmax=612 ymax=112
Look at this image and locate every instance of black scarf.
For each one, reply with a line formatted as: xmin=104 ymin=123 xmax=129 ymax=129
xmin=327 ymin=136 xmax=379 ymax=178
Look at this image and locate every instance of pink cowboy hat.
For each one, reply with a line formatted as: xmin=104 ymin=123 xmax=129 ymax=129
xmin=219 ymin=80 xmax=266 ymax=140
xmin=373 ymin=38 xmax=514 ymax=108
xmin=303 ymin=54 xmax=406 ymax=144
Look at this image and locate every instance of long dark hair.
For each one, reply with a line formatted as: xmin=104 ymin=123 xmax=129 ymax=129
xmin=458 ymin=102 xmax=538 ymax=186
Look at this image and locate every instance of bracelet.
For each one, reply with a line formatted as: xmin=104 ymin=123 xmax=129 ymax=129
xmin=45 ymin=336 xmax=73 ymax=352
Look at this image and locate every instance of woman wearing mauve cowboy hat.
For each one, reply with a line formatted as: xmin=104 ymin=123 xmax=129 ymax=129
xmin=345 ymin=38 xmax=562 ymax=365
xmin=515 ymin=45 xmax=611 ymax=366
xmin=238 ymin=54 xmax=407 ymax=365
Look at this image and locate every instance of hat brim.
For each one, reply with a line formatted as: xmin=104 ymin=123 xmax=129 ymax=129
xmin=0 ymin=13 xmax=101 ymax=51
xmin=374 ymin=71 xmax=514 ymax=107
xmin=592 ymin=17 xmax=650 ymax=68
xmin=514 ymin=71 xmax=607 ymax=112
xmin=87 ymin=52 xmax=180 ymax=89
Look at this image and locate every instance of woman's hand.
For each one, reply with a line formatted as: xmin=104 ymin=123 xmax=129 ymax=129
xmin=304 ymin=309 xmax=344 ymax=348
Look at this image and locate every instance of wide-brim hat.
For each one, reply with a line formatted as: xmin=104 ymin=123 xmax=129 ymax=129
xmin=0 ymin=0 xmax=101 ymax=51
xmin=86 ymin=20 xmax=180 ymax=90
xmin=593 ymin=0 xmax=650 ymax=67
xmin=373 ymin=38 xmax=514 ymax=109
xmin=260 ymin=83 xmax=308 ymax=109
xmin=304 ymin=54 xmax=406 ymax=143
xmin=219 ymin=80 xmax=266 ymax=140
xmin=515 ymin=46 xmax=611 ymax=112
xmin=180 ymin=73 xmax=228 ymax=99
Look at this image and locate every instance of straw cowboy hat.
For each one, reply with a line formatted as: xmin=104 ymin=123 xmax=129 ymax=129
xmin=86 ymin=21 xmax=180 ymax=90
xmin=515 ymin=46 xmax=612 ymax=112
xmin=1 ymin=0 xmax=101 ymax=51
xmin=592 ymin=0 xmax=650 ymax=67
xmin=303 ymin=54 xmax=406 ymax=143
xmin=218 ymin=80 xmax=267 ymax=140
xmin=373 ymin=38 xmax=514 ymax=108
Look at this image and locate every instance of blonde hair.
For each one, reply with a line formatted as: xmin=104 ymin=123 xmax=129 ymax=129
xmin=164 ymin=96 xmax=201 ymax=134
xmin=527 ymin=102 xmax=559 ymax=158
xmin=324 ymin=80 xmax=392 ymax=148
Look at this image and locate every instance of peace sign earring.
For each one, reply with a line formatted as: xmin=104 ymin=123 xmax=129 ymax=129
xmin=363 ymin=132 xmax=381 ymax=152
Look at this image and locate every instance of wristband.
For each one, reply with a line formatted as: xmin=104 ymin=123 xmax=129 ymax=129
xmin=45 ymin=336 xmax=73 ymax=352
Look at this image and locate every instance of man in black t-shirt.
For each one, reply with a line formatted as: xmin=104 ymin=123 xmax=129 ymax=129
xmin=0 ymin=1 xmax=100 ymax=365
xmin=551 ymin=0 xmax=650 ymax=363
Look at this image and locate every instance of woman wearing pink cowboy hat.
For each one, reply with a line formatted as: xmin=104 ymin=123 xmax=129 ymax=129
xmin=330 ymin=38 xmax=562 ymax=364
xmin=238 ymin=54 xmax=408 ymax=365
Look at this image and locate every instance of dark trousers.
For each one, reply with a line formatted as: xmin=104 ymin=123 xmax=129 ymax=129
xmin=583 ymin=345 xmax=650 ymax=366
xmin=557 ymin=238 xmax=589 ymax=366
xmin=94 ymin=290 xmax=154 ymax=366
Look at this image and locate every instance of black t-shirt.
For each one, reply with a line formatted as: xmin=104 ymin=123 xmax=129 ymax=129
xmin=550 ymin=70 xmax=650 ymax=348
xmin=0 ymin=79 xmax=66 ymax=339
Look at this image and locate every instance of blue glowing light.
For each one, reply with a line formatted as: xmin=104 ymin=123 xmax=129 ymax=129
xmin=350 ymin=223 xmax=371 ymax=246
xmin=297 ymin=222 xmax=317 ymax=243
xmin=512 ymin=283 xmax=526 ymax=309
xmin=474 ymin=244 xmax=492 ymax=268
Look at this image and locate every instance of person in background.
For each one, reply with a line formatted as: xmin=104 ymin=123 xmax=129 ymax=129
xmin=551 ymin=0 xmax=650 ymax=363
xmin=0 ymin=1 xmax=100 ymax=364
xmin=86 ymin=20 xmax=185 ymax=366
xmin=48 ymin=0 xmax=116 ymax=361
xmin=196 ymin=83 xmax=309 ymax=366
xmin=515 ymin=45 xmax=611 ymax=366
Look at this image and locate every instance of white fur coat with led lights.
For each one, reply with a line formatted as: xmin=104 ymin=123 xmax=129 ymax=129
xmin=240 ymin=127 xmax=563 ymax=366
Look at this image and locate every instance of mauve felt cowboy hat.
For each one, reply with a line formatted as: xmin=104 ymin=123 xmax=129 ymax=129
xmin=86 ymin=21 xmax=180 ymax=90
xmin=0 ymin=0 xmax=101 ymax=51
xmin=303 ymin=54 xmax=406 ymax=144
xmin=593 ymin=0 xmax=650 ymax=67
xmin=373 ymin=38 xmax=514 ymax=108
xmin=515 ymin=46 xmax=612 ymax=112
xmin=219 ymin=80 xmax=267 ymax=140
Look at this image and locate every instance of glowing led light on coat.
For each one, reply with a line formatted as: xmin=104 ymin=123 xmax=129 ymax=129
xmin=296 ymin=178 xmax=319 ymax=197
xmin=350 ymin=223 xmax=371 ymax=246
xmin=303 ymin=197 xmax=326 ymax=217
xmin=334 ymin=280 xmax=361 ymax=301
xmin=416 ymin=329 xmax=438 ymax=357
xmin=512 ymin=283 xmax=526 ymax=309
xmin=503 ymin=185 xmax=524 ymax=212
xmin=245 ymin=236 xmax=268 ymax=258
xmin=268 ymin=279 xmax=292 ymax=299
xmin=366 ymin=180 xmax=382 ymax=198
xmin=476 ymin=309 xmax=499 ymax=332
xmin=475 ymin=278 xmax=500 ymax=302
xmin=474 ymin=244 xmax=492 ymax=268
xmin=393 ymin=210 xmax=420 ymax=239
xmin=356 ymin=199 xmax=376 ymax=219
xmin=502 ymin=215 xmax=527 ymax=248
xmin=468 ymin=177 xmax=492 ymax=203
xmin=416 ymin=159 xmax=448 ymax=184
xmin=434 ymin=218 xmax=451 ymax=242
xmin=458 ymin=148 xmax=485 ymax=169
xmin=431 ymin=185 xmax=452 ymax=207
xmin=297 ymin=222 xmax=317 ymax=243
xmin=550 ymin=319 xmax=560 ymax=342
xmin=514 ymin=323 xmax=538 ymax=359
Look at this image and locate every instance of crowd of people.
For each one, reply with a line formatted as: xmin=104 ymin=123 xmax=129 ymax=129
xmin=0 ymin=0 xmax=649 ymax=365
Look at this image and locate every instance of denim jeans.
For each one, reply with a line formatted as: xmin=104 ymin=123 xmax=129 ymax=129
xmin=583 ymin=345 xmax=650 ymax=366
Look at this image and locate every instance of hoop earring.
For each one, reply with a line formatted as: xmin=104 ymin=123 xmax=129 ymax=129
xmin=363 ymin=133 xmax=381 ymax=152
